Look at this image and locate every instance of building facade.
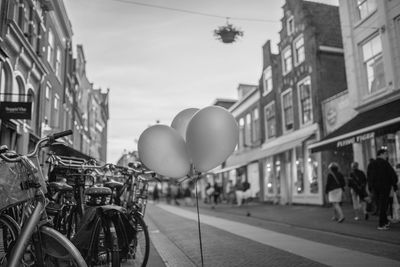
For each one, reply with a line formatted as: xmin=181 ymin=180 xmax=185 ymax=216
xmin=310 ymin=0 xmax=400 ymax=176
xmin=0 ymin=0 xmax=109 ymax=162
xmin=217 ymin=0 xmax=348 ymax=206
xmin=0 ymin=0 xmax=50 ymax=155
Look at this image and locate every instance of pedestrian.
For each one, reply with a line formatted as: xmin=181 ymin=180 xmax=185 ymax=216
xmin=226 ymin=180 xmax=236 ymax=205
xmin=242 ymin=180 xmax=251 ymax=205
xmin=325 ymin=162 xmax=345 ymax=223
xmin=368 ymin=149 xmax=398 ymax=230
xmin=235 ymin=180 xmax=244 ymax=206
xmin=205 ymin=182 xmax=214 ymax=204
xmin=212 ymin=183 xmax=222 ymax=208
xmin=348 ymin=162 xmax=369 ymax=221
xmin=183 ymin=186 xmax=193 ymax=206
xmin=153 ymin=184 xmax=160 ymax=203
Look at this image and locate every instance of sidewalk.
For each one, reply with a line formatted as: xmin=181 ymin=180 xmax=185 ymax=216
xmin=171 ymin=198 xmax=400 ymax=245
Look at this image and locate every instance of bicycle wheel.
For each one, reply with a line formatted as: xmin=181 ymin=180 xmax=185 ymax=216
xmin=89 ymin=217 xmax=120 ymax=267
xmin=126 ymin=212 xmax=149 ymax=267
xmin=0 ymin=214 xmax=20 ymax=265
xmin=38 ymin=226 xmax=87 ymax=266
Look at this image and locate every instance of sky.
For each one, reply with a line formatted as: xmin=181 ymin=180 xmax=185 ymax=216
xmin=64 ymin=0 xmax=338 ymax=164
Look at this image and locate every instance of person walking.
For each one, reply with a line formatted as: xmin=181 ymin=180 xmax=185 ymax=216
xmin=235 ymin=180 xmax=244 ymax=206
xmin=325 ymin=162 xmax=346 ymax=223
xmin=153 ymin=184 xmax=160 ymax=203
xmin=348 ymin=162 xmax=369 ymax=221
xmin=367 ymin=149 xmax=398 ymax=230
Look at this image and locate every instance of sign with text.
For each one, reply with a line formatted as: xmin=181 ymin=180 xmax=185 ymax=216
xmin=0 ymin=102 xmax=32 ymax=119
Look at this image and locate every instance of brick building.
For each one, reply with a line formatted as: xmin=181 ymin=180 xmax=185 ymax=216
xmin=0 ymin=0 xmax=109 ymax=161
xmin=310 ymin=0 xmax=400 ymax=176
xmin=217 ymin=0 xmax=348 ymax=205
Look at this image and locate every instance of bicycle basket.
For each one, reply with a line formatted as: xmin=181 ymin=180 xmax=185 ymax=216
xmin=0 ymin=156 xmax=45 ymax=211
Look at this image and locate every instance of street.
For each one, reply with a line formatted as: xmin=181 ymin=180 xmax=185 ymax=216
xmin=142 ymin=201 xmax=400 ymax=267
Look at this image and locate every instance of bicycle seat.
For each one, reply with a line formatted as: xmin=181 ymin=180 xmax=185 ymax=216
xmin=84 ymin=186 xmax=112 ymax=196
xmin=48 ymin=181 xmax=73 ymax=192
xmin=104 ymin=180 xmax=123 ymax=190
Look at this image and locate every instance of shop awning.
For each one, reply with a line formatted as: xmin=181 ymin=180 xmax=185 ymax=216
xmin=212 ymin=164 xmax=245 ymax=174
xmin=309 ymin=99 xmax=400 ymax=153
xmin=48 ymin=142 xmax=94 ymax=161
xmin=224 ymin=124 xmax=318 ymax=167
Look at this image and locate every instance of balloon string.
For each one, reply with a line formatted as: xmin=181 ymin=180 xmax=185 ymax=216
xmin=195 ymin=175 xmax=204 ymax=267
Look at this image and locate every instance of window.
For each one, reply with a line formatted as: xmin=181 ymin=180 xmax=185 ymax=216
xmin=252 ymin=108 xmax=259 ymax=142
xmin=27 ymin=89 xmax=34 ymax=126
xmin=264 ymin=102 xmax=276 ymax=139
xmin=263 ymin=66 xmax=273 ymax=95
xmin=264 ymin=157 xmax=274 ymax=196
xmin=282 ymin=46 xmax=293 ymax=75
xmin=287 ymin=16 xmax=294 ymax=36
xmin=47 ymin=30 xmax=54 ymax=64
xmin=45 ymin=85 xmax=51 ymax=125
xmin=361 ymin=34 xmax=385 ymax=93
xmin=282 ymin=89 xmax=294 ymax=131
xmin=53 ymin=93 xmax=60 ymax=127
xmin=239 ymin=118 xmax=245 ymax=149
xmin=245 ymin=113 xmax=252 ymax=146
xmin=356 ymin=0 xmax=377 ymax=21
xmin=295 ymin=146 xmax=304 ymax=194
xmin=55 ymin=48 xmax=61 ymax=78
xmin=23 ymin=2 xmax=31 ymax=36
xmin=294 ymin=35 xmax=305 ymax=66
xmin=0 ymin=67 xmax=5 ymax=100
xmin=298 ymin=77 xmax=312 ymax=125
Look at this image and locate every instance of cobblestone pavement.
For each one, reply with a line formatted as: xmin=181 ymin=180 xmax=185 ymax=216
xmin=143 ymin=200 xmax=400 ymax=267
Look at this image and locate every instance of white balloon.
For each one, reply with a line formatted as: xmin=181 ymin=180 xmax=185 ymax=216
xmin=138 ymin=125 xmax=190 ymax=178
xmin=186 ymin=106 xmax=239 ymax=172
xmin=171 ymin=108 xmax=199 ymax=141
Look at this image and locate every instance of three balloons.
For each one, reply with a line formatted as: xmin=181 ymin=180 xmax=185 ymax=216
xmin=138 ymin=106 xmax=239 ymax=177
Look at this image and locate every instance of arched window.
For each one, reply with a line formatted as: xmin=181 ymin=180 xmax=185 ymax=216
xmin=0 ymin=62 xmax=12 ymax=101
xmin=12 ymin=76 xmax=25 ymax=102
xmin=27 ymin=89 xmax=35 ymax=126
xmin=0 ymin=67 xmax=5 ymax=101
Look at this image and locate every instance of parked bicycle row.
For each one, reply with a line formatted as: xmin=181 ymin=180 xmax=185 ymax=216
xmin=0 ymin=130 xmax=160 ymax=267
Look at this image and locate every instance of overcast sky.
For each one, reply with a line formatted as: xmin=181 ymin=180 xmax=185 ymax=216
xmin=64 ymin=0 xmax=338 ymax=164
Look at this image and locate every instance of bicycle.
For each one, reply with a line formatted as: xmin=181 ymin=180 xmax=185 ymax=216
xmin=0 ymin=130 xmax=87 ymax=267
xmin=105 ymin=162 xmax=159 ymax=267
xmin=45 ymin=156 xmax=122 ymax=267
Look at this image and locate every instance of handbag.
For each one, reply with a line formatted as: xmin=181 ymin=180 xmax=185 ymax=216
xmin=392 ymin=193 xmax=400 ymax=222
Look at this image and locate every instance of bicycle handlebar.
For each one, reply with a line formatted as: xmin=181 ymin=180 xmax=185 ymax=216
xmin=0 ymin=130 xmax=73 ymax=163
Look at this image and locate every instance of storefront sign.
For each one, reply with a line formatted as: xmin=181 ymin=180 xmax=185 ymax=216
xmin=336 ymin=132 xmax=375 ymax=148
xmin=0 ymin=102 xmax=32 ymax=119
xmin=322 ymin=92 xmax=356 ymax=135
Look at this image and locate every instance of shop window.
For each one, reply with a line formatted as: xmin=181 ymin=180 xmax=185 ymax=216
xmin=361 ymin=34 xmax=385 ymax=94
xmin=263 ymin=66 xmax=273 ymax=95
xmin=356 ymin=0 xmax=377 ymax=21
xmin=264 ymin=102 xmax=276 ymax=139
xmin=282 ymin=46 xmax=293 ymax=75
xmin=264 ymin=158 xmax=274 ymax=196
xmin=298 ymin=77 xmax=312 ymax=125
xmin=293 ymin=35 xmax=305 ymax=66
xmin=275 ymin=158 xmax=281 ymax=195
xmin=282 ymin=89 xmax=294 ymax=132
xmin=295 ymin=146 xmax=304 ymax=194
xmin=307 ymin=154 xmax=319 ymax=194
